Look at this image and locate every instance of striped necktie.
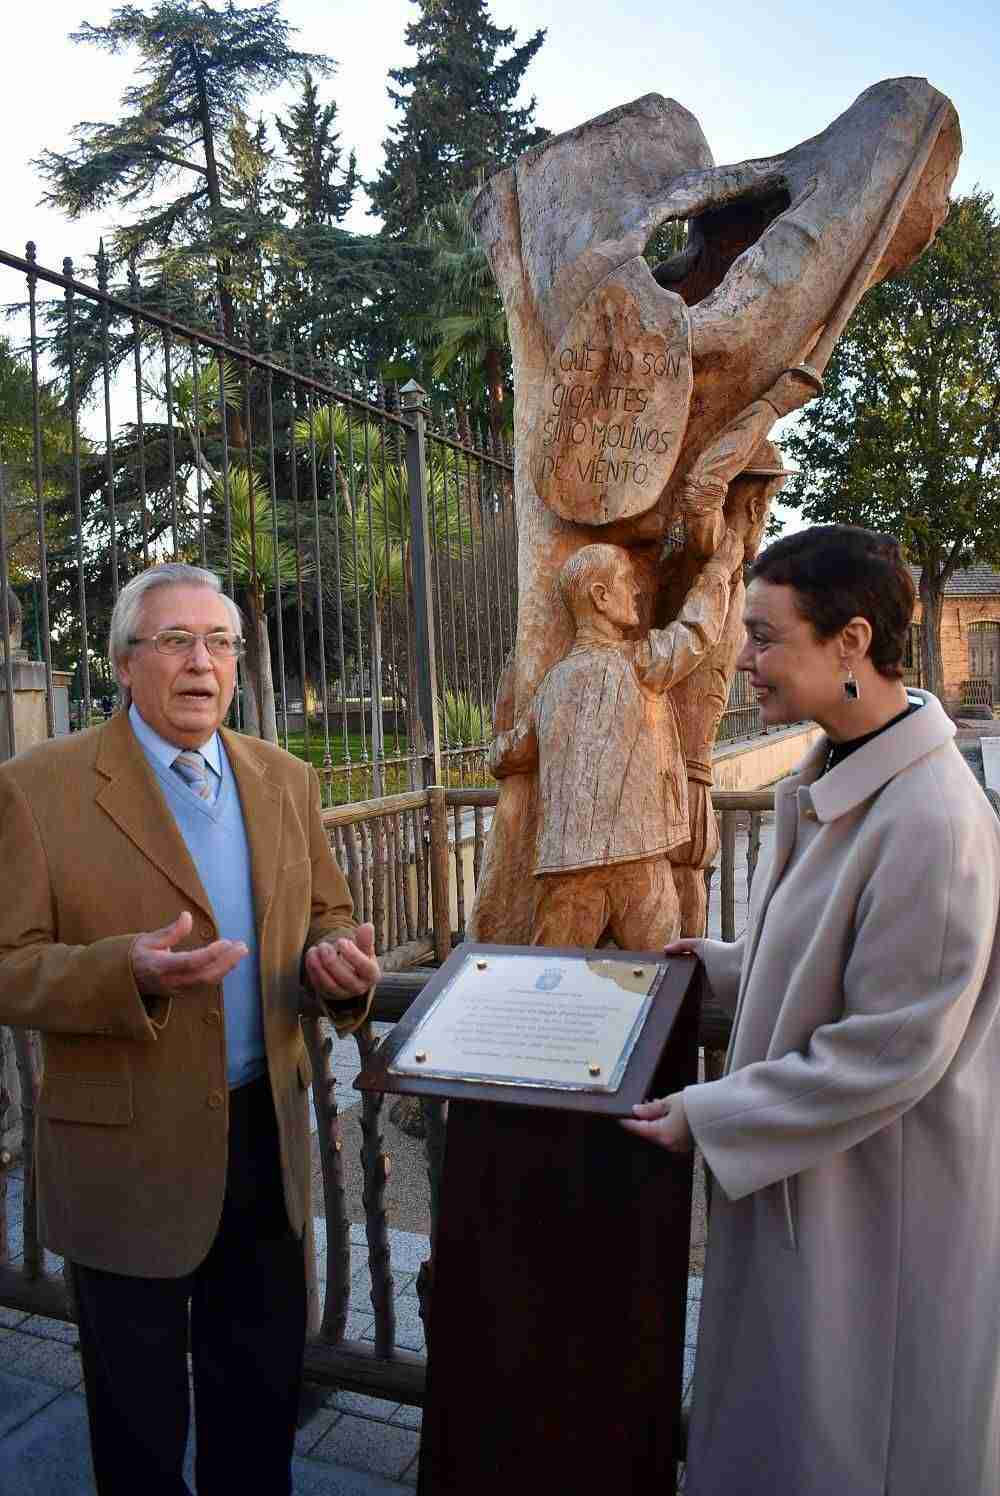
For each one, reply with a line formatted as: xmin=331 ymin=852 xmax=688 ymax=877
xmin=172 ymin=749 xmax=213 ymax=802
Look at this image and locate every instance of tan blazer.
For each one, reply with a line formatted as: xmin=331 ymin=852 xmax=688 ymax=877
xmin=0 ymin=712 xmax=369 ymax=1278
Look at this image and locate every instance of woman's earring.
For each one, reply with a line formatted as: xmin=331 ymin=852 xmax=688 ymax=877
xmin=844 ymin=668 xmax=860 ymax=702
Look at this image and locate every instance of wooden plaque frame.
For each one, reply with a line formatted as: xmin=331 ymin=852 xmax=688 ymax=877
xmin=355 ymin=941 xmax=694 ymax=1117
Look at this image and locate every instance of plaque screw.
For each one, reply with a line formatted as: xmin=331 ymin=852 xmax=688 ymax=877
xmin=633 ymin=967 xmax=644 ymax=977
xmin=475 ymin=959 xmax=488 ymax=970
xmin=588 ymin=1062 xmax=601 ymax=1077
xmin=415 ymin=1050 xmax=428 ymax=1063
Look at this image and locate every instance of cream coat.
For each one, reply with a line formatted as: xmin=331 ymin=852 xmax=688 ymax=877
xmin=0 ymin=712 xmax=369 ymax=1281
xmin=684 ymin=691 xmax=1000 ymax=1496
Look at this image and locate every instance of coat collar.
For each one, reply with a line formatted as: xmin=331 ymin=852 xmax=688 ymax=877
xmin=218 ymin=725 xmax=284 ymax=919
xmin=799 ymin=690 xmax=955 ymax=823
xmin=94 ymin=711 xmax=214 ymax=919
xmin=94 ymin=714 xmax=285 ymax=923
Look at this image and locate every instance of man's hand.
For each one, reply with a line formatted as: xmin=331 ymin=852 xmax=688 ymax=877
xmin=619 ymin=1092 xmax=694 ymax=1153
xmin=130 ymin=911 xmax=248 ymax=999
xmin=711 ymin=526 xmax=745 ymax=576
xmin=305 ymin=922 xmax=380 ymax=1002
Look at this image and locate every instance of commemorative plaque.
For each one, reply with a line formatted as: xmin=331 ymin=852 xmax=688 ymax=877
xmin=358 ymin=942 xmax=687 ymax=1118
xmin=388 ymin=948 xmax=664 ymax=1095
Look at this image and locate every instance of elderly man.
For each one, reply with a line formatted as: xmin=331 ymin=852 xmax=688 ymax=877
xmin=489 ymin=531 xmax=743 ymax=948
xmin=0 ymin=562 xmax=380 ymax=1496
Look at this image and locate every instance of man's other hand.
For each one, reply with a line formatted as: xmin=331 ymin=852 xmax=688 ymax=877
xmin=131 ymin=911 xmax=248 ymax=998
xmin=305 ymin=922 xmax=380 ymax=1001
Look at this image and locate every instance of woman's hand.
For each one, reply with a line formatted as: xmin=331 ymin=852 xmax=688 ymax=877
xmin=664 ymin=937 xmax=703 ymax=959
xmin=620 ymin=1092 xmax=693 ymax=1153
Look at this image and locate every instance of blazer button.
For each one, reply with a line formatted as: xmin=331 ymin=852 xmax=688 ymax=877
xmin=803 ymin=807 xmax=818 ymax=821
xmin=200 ymin=922 xmax=214 ymax=941
xmin=203 ymin=1010 xmax=222 ymax=1027
xmin=207 ymin=1090 xmax=224 ymax=1110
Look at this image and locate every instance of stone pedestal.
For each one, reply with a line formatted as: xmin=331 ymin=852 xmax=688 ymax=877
xmin=0 ymin=653 xmax=71 ymax=762
xmin=0 ymin=650 xmax=71 ymax=1158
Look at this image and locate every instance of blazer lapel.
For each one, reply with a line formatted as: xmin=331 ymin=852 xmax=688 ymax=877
xmin=94 ymin=713 xmax=214 ymax=920
xmin=220 ymin=727 xmax=284 ymax=926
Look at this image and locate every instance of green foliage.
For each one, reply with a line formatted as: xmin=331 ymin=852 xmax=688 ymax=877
xmin=208 ymin=466 xmax=302 ymax=591
xmin=33 ymin=0 xmax=397 ymax=367
xmin=781 ymin=192 xmax=1000 ymax=692
xmin=412 ymin=189 xmax=510 ymax=432
xmin=275 ymin=69 xmax=358 ymax=227
xmin=439 ymin=687 xmax=488 ymax=746
xmin=150 ymin=355 xmax=241 ymax=428
xmin=0 ymin=337 xmax=79 ymax=586
xmin=35 ymin=1 xmax=331 ymax=268
xmin=369 ymin=0 xmax=548 ymax=239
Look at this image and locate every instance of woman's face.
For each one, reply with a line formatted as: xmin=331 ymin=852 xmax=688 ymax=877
xmin=737 ymin=579 xmax=846 ymax=728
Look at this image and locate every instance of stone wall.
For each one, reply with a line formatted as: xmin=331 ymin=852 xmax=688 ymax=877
xmin=712 ymin=722 xmax=822 ymax=792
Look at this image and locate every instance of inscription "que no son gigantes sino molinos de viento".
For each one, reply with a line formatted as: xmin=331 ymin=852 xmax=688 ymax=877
xmin=537 ymin=340 xmax=686 ymax=486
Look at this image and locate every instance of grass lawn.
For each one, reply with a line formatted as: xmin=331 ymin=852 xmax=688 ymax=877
xmin=282 ymin=725 xmax=493 ymax=804
xmin=282 ymin=728 xmax=408 ymax=771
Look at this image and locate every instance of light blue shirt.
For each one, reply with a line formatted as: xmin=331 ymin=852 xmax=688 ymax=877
xmin=129 ymin=704 xmax=223 ymax=802
xmin=128 ymin=705 xmax=266 ymax=1088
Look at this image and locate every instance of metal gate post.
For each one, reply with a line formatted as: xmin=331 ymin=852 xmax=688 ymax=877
xmin=401 ymin=381 xmax=442 ymax=788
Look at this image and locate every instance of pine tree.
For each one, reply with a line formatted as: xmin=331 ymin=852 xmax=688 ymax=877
xmin=34 ymin=1 xmax=332 ymax=340
xmin=369 ymin=0 xmax=547 ymax=239
xmin=275 ymin=70 xmax=358 ymax=227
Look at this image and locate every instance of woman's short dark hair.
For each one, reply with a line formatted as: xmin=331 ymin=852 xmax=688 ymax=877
xmin=749 ymin=524 xmax=915 ymax=679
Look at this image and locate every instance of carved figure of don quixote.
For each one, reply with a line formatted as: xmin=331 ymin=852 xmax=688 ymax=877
xmin=468 ymin=77 xmax=960 ymax=947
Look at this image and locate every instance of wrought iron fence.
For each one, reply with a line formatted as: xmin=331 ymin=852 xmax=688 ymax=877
xmin=1 ymin=239 xmax=777 ymax=797
xmin=0 ymin=243 xmax=515 ymax=801
xmin=717 ymin=668 xmax=762 ymax=742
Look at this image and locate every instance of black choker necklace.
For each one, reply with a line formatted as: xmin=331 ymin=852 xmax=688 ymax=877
xmin=822 ymin=696 xmax=922 ymax=777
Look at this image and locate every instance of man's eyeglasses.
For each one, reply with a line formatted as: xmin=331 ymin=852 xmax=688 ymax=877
xmin=128 ymin=630 xmax=245 ymax=658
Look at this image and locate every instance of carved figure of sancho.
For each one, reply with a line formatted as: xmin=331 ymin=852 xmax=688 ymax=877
xmin=489 ymin=531 xmax=742 ymax=947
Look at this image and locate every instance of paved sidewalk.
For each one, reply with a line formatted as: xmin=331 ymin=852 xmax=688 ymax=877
xmin=0 ymin=1214 xmax=703 ymax=1493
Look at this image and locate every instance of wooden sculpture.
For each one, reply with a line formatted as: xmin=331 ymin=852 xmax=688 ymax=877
xmin=469 ymin=78 xmax=961 ymax=943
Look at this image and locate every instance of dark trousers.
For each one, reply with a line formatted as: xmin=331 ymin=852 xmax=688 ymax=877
xmin=71 ymin=1075 xmax=307 ymax=1496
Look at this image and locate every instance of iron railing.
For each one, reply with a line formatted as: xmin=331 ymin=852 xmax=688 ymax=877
xmin=1 ymin=242 xmax=777 ymax=797
xmin=0 ymin=244 xmax=516 ymax=802
xmin=717 ymin=668 xmax=762 ymax=742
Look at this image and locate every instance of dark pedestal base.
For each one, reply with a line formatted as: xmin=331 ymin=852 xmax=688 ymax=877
xmin=417 ymin=989 xmax=698 ymax=1494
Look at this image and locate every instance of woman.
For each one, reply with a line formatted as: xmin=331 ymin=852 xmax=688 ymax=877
xmin=625 ymin=525 xmax=1000 ymax=1495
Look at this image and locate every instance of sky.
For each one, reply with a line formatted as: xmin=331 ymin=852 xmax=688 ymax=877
xmin=1 ymin=0 xmax=996 ymax=264
xmin=0 ymin=0 xmax=996 ymax=525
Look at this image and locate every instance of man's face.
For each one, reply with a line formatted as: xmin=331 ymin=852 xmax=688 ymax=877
xmin=595 ymin=560 xmax=641 ymax=632
xmin=117 ymin=585 xmax=239 ymax=749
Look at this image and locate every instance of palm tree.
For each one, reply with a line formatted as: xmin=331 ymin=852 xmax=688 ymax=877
xmin=296 ymin=409 xmax=471 ymax=788
xmin=413 ymin=190 xmax=510 ymax=440
xmin=208 ymin=465 xmax=304 ymax=741
xmin=154 ymin=354 xmax=297 ymax=742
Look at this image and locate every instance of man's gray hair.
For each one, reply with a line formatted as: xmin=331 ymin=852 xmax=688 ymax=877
xmin=109 ymin=563 xmax=243 ymax=672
